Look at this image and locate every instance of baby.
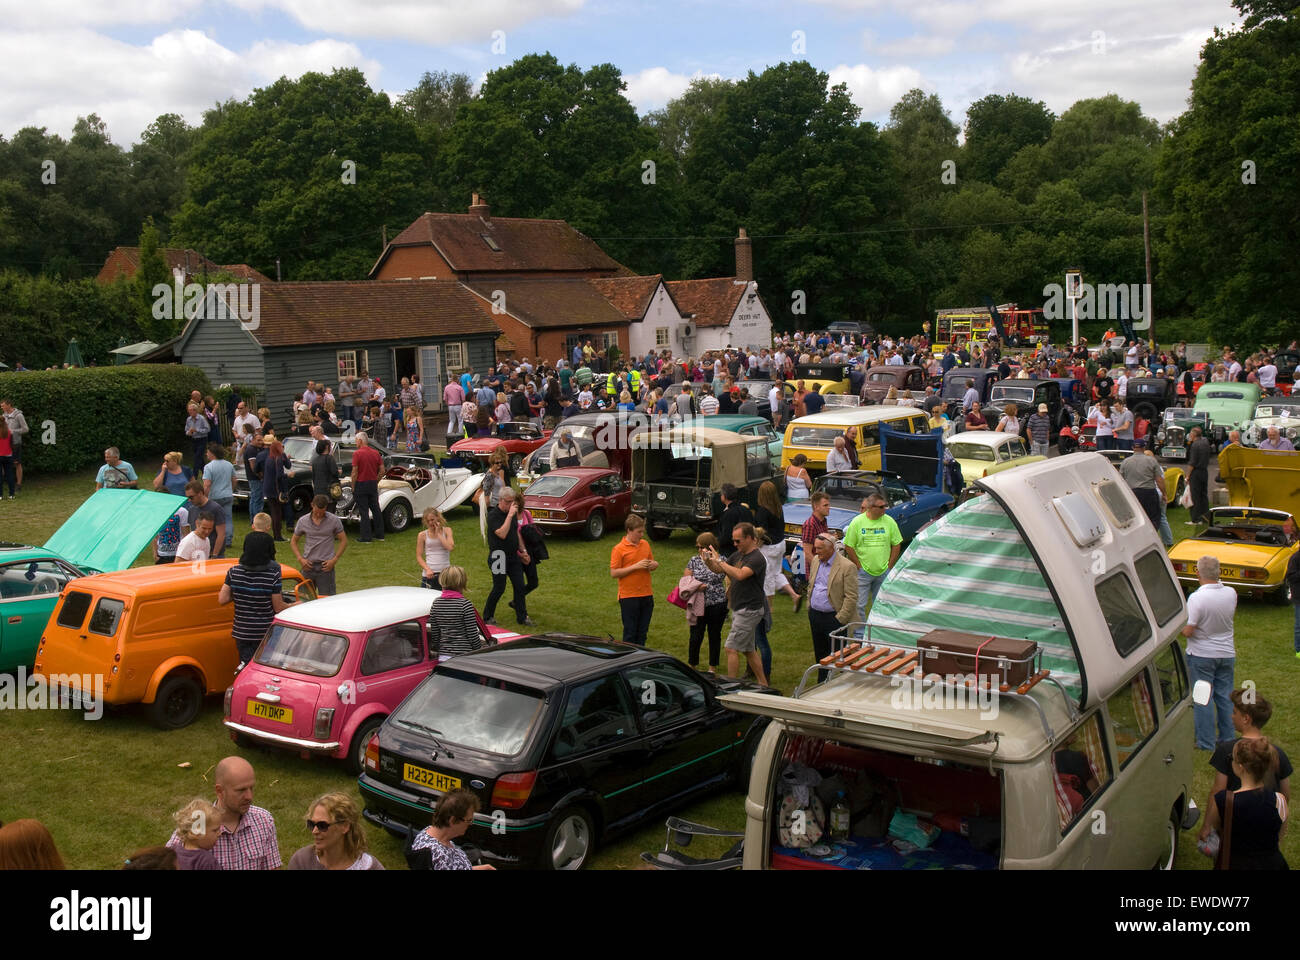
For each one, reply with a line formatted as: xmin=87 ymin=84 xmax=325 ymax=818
xmin=172 ymin=798 xmax=222 ymax=870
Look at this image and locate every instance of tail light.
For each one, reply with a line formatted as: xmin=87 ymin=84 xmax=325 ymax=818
xmin=1171 ymin=561 xmax=1187 ymax=573
xmin=314 ymin=707 xmax=335 ymax=739
xmin=1241 ymin=568 xmax=1267 ymax=581
xmin=491 ymin=771 xmax=538 ymax=810
xmin=364 ymin=732 xmax=380 ymax=772
xmin=223 ymin=687 xmax=233 ymax=717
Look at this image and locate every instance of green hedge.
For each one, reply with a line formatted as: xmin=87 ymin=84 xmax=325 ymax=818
xmin=0 ymin=365 xmax=212 ymax=473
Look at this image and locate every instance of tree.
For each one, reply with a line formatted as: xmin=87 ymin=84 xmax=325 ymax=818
xmin=134 ymin=217 xmax=174 ymax=342
xmin=962 ymin=94 xmax=1055 ymax=185
xmin=643 ymin=76 xmax=734 ymax=161
xmin=399 ymin=71 xmax=476 ymax=133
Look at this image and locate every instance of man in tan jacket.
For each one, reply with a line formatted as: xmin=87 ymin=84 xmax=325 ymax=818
xmin=806 ymin=533 xmax=859 ymax=679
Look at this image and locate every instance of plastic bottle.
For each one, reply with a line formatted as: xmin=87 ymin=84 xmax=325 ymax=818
xmin=830 ymin=791 xmax=851 ymax=842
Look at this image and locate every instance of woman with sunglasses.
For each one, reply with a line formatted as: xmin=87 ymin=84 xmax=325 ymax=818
xmin=406 ymin=789 xmax=495 ymax=870
xmin=288 ymin=792 xmax=384 ymax=870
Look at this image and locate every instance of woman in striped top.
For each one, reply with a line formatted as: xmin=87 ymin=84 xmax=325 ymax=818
xmin=428 ymin=566 xmax=491 ymax=658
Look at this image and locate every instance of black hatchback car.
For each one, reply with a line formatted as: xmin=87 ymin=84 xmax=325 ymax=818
xmin=358 ymin=635 xmax=774 ymax=869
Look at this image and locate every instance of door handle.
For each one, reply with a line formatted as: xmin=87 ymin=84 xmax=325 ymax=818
xmin=1164 ymin=752 xmax=1175 ymax=765
xmin=7 ymin=616 xmax=20 ymax=624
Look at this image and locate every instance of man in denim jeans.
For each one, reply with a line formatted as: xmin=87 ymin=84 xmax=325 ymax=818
xmin=1181 ymin=555 xmax=1237 ymax=749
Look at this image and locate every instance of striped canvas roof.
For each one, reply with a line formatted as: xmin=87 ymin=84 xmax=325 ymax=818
xmin=867 ymin=493 xmax=1082 ymax=700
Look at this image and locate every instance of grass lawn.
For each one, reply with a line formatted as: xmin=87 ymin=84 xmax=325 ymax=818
xmin=0 ymin=461 xmax=1294 ymax=870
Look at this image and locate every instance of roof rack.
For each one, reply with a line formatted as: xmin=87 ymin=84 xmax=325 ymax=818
xmin=794 ymin=622 xmax=1081 ymax=741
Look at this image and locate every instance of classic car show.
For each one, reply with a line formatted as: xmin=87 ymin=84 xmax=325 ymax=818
xmin=1 ymin=6 xmax=1296 ymax=933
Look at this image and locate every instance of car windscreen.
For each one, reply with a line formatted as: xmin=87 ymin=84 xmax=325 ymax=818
xmin=788 ymin=426 xmax=842 ymax=448
xmin=391 ymin=669 xmax=545 ymax=756
xmin=526 ymin=475 xmax=580 ymax=498
xmin=991 ymin=386 xmax=1034 ymax=403
xmin=947 ymin=443 xmax=996 ymax=461
xmin=256 ymin=624 xmax=349 ymax=677
xmin=1200 ymin=390 xmax=1247 ymax=400
xmin=1255 ymin=405 xmax=1300 ymax=418
xmin=284 ymin=437 xmax=317 ymax=461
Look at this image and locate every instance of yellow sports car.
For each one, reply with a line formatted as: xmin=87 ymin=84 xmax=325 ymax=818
xmin=1167 ymin=446 xmax=1299 ymax=601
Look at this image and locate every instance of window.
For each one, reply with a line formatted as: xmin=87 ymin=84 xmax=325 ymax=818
xmin=445 ymin=342 xmax=467 ymax=371
xmin=621 ymin=660 xmax=707 ymax=727
xmin=56 ymin=590 xmax=93 ymax=629
xmin=1095 ymin=571 xmax=1152 ymax=657
xmin=337 ymin=349 xmax=369 ymax=379
xmin=1106 ymin=671 xmax=1158 ymax=770
xmin=393 ymin=669 xmax=544 ymax=756
xmin=601 ymin=332 xmax=619 ymax=350
xmin=88 ymin=597 xmax=125 ymax=637
xmin=1152 ymin=642 xmax=1187 ymax=716
xmin=1095 ymin=478 xmax=1137 ymax=528
xmin=882 ymin=478 xmax=910 ymax=503
xmin=1053 ymin=713 xmax=1113 ymax=833
xmin=360 ymin=621 xmax=425 ymax=675
xmin=551 ymin=674 xmax=637 ymax=758
xmin=0 ymin=560 xmax=73 ymax=601
xmin=655 ymin=328 xmax=670 ymax=347
xmin=1134 ymin=550 xmax=1183 ymax=627
xmin=256 ymin=625 xmax=348 ymax=677
xmin=481 ymin=233 xmax=501 ymax=251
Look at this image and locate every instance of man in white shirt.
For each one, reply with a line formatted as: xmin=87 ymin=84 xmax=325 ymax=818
xmin=1125 ymin=342 xmax=1139 ymax=368
xmin=768 ymin=382 xmax=783 ymax=428
xmin=1258 ymin=361 xmax=1278 ymax=392
xmin=176 ymin=516 xmax=215 ymax=564
xmin=1182 ymin=555 xmax=1237 ymax=750
xmin=1226 ymin=354 xmax=1242 ymax=381
xmin=886 ymin=351 xmax=904 ymax=366
xmin=825 ymin=436 xmax=853 ymax=473
xmin=1115 ymin=371 xmax=1128 ymax=399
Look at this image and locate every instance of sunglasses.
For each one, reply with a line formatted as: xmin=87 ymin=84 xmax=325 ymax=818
xmin=306 ymin=819 xmax=345 ymax=832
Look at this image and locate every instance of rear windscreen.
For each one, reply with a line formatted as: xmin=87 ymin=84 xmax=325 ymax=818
xmin=789 ymin=427 xmax=843 ymax=448
xmin=256 ymin=624 xmax=349 ymax=677
xmin=88 ymin=597 xmax=125 ymax=637
xmin=57 ymin=591 xmax=93 ymax=629
xmin=392 ymin=669 xmax=545 ymax=756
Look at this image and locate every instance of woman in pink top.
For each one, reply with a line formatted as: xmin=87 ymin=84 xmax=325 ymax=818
xmin=0 ymin=419 xmax=15 ymax=499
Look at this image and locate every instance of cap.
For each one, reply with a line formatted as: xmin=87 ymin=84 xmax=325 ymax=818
xmin=1133 ymin=437 xmax=1147 ymax=447
xmin=1038 ymin=403 xmax=1048 ymax=413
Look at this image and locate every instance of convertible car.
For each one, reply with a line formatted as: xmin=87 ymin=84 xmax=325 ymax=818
xmin=1241 ymin=397 xmax=1300 ymax=448
xmin=336 ymin=455 xmax=481 ymax=533
xmin=451 ymin=422 xmax=553 ymax=473
xmin=1167 ymin=446 xmax=1300 ymax=601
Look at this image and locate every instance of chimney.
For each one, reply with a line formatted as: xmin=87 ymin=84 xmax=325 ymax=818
xmin=734 ymin=227 xmax=753 ymax=282
xmin=469 ymin=193 xmax=490 ymax=221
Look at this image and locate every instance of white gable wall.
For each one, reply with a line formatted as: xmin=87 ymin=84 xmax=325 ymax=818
xmin=694 ymin=286 xmax=773 ymax=353
xmin=627 ymin=283 xmax=686 ymax=358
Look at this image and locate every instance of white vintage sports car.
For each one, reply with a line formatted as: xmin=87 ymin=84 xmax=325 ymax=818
xmin=335 ymin=455 xmax=481 ymax=533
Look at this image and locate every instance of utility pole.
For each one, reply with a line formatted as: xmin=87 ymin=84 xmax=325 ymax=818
xmin=381 ymin=225 xmax=388 ymax=249
xmin=1142 ymin=191 xmax=1154 ymax=346
xmin=275 ymin=258 xmax=282 ymax=282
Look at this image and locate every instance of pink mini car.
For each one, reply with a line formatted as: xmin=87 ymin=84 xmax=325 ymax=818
xmin=223 ymin=586 xmax=522 ymax=772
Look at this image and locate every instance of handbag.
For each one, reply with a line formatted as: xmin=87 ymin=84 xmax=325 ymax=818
xmin=667 ymin=586 xmax=687 ymax=609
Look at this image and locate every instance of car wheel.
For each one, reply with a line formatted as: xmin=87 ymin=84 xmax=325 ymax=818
xmin=542 ymin=806 xmax=596 ymax=870
xmin=509 ymin=453 xmax=524 ymax=473
xmin=581 ymin=510 xmax=606 ymax=541
xmin=1154 ymin=808 xmax=1179 ymax=870
xmin=290 ymin=488 xmax=313 ymax=519
xmin=148 ymin=673 xmax=204 ymax=730
xmin=647 ymin=525 xmax=672 ymax=542
xmin=1272 ymin=580 xmax=1292 ymax=605
xmin=383 ymin=499 xmax=412 ymax=533
xmin=347 ymin=716 xmax=384 ymax=775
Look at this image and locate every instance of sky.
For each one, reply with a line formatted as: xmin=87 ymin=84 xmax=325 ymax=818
xmin=0 ymin=0 xmax=1249 ymax=145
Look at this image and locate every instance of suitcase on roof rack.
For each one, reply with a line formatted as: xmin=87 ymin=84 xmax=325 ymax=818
xmin=918 ymin=629 xmax=1037 ymax=688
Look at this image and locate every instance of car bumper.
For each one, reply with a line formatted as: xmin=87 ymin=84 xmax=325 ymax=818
xmin=1175 ymin=575 xmax=1280 ymax=595
xmin=357 ymin=774 xmax=549 ymax=868
xmin=530 ymin=518 xmax=581 ymax=531
xmin=224 ymin=720 xmax=342 ymax=755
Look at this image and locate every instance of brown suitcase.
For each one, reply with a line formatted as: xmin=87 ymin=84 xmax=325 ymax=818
xmin=917 ymin=629 xmax=1037 ymax=687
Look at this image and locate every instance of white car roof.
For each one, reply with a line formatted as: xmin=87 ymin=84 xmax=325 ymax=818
xmin=944 ymin=432 xmax=1019 ymax=449
xmin=276 ymin=586 xmax=436 ymax=634
xmin=790 ymin=407 xmax=919 ymax=427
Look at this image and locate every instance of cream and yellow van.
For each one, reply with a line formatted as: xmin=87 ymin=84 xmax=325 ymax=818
xmin=717 ymin=453 xmax=1199 ymax=870
xmin=781 ymin=406 xmax=929 ymax=472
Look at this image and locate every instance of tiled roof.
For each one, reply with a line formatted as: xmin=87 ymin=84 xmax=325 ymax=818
xmin=464 ymin=279 xmax=629 ymax=330
xmin=664 ymin=277 xmax=749 ymax=328
xmin=236 ymin=281 xmax=503 ymax=347
xmin=218 ymin=263 xmax=274 ymax=284
xmin=589 ymin=275 xmax=663 ymax=320
xmin=97 ymin=247 xmax=271 ymax=285
xmin=372 ymin=212 xmax=630 ymax=277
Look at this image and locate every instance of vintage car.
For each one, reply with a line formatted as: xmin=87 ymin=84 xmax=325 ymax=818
xmin=517 ymin=411 xmax=652 ymax=489
xmin=1175 ymin=362 xmax=1209 ymax=400
xmin=667 ymin=454 xmax=1199 ymax=870
xmin=705 ymin=414 xmax=783 ymax=470
xmin=1155 ymin=409 xmax=1213 ymax=460
xmin=859 ymin=365 xmax=927 ymax=404
xmin=1274 ymin=351 xmax=1300 ymax=390
xmin=1124 ymin=377 xmax=1180 ymax=428
xmin=981 ymin=380 xmax=1064 ymax=440
xmin=1169 ymin=445 xmax=1300 ymax=601
xmin=1192 ymin=382 xmax=1261 ymax=435
xmin=35 ymin=560 xmax=315 ymax=728
xmin=1241 ymin=396 xmax=1300 ymax=447
xmin=939 ymin=367 xmax=1000 ymax=419
xmin=0 ymin=489 xmax=187 ymax=673
xmin=943 ymin=431 xmax=1047 ymax=483
xmin=631 ymin=426 xmax=780 ymax=539
xmin=451 ymin=421 xmax=553 ymax=474
xmin=794 ymin=363 xmax=851 ymax=395
xmin=523 ymin=468 xmax=633 ymax=540
xmin=783 ymin=429 xmax=952 ymax=558
xmin=335 ymin=454 xmax=481 ymax=533
xmin=782 ymin=406 xmax=930 ymax=473
xmin=1048 ymin=377 xmax=1087 ymax=413
xmin=358 ymin=635 xmax=775 ymax=869
xmin=234 ymin=434 xmax=394 ymax=519
xmin=223 ymin=586 xmax=524 ymax=772
xmin=1097 ymin=450 xmax=1185 ymax=504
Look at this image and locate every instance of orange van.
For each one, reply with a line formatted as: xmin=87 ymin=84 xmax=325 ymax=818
xmin=34 ymin=560 xmax=314 ymax=729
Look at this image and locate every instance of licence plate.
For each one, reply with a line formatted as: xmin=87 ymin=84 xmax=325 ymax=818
xmin=532 ymin=509 xmax=552 ymax=519
xmin=248 ymin=701 xmax=293 ymax=724
xmin=784 ymin=523 xmax=801 ymax=535
xmin=402 ymin=763 xmax=462 ymax=792
xmin=1161 ymin=447 xmax=1182 ymax=458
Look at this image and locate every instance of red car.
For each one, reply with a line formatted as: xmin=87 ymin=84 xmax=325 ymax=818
xmin=451 ymin=422 xmax=552 ymax=473
xmin=522 ymin=468 xmax=632 ymax=540
xmin=1176 ymin=363 xmax=1210 ymax=400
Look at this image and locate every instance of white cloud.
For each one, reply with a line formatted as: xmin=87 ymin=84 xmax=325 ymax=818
xmin=869 ymin=33 xmax=956 ymax=58
xmin=0 ymin=0 xmax=204 ymax=28
xmin=828 ymin=63 xmax=928 ymax=118
xmin=225 ymin=0 xmax=586 ymax=44
xmin=0 ymin=28 xmax=380 ymax=143
xmin=622 ymin=67 xmax=721 ymax=112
